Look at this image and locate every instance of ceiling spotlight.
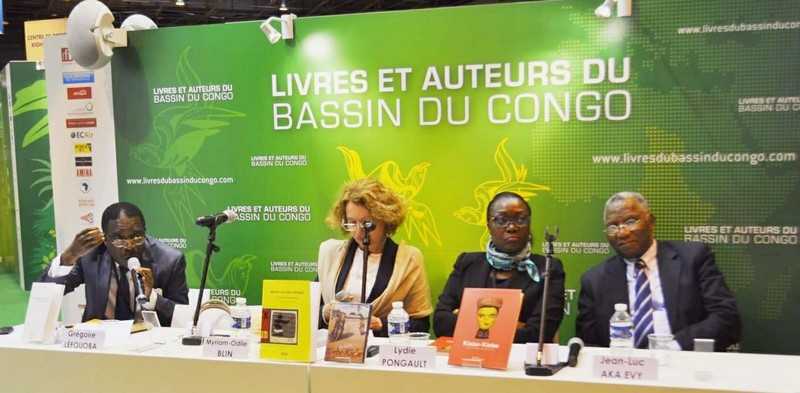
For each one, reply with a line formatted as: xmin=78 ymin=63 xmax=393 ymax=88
xmin=279 ymin=0 xmax=288 ymax=12
xmin=175 ymin=0 xmax=186 ymax=6
xmin=595 ymin=0 xmax=632 ymax=18
xmin=260 ymin=13 xmax=296 ymax=44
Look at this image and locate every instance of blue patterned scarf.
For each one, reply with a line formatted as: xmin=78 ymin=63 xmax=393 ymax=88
xmin=485 ymin=240 xmax=540 ymax=282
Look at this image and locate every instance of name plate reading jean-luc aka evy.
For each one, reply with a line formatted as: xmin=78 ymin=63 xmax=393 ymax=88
xmin=202 ymin=337 xmax=251 ymax=359
xmin=592 ymin=355 xmax=658 ymax=380
xmin=379 ymin=345 xmax=436 ymax=369
xmin=62 ymin=329 xmax=105 ymax=351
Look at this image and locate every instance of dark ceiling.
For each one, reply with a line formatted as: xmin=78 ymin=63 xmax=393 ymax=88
xmin=2 ymin=0 xmax=531 ymax=65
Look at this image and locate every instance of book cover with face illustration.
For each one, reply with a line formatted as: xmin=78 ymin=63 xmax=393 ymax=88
xmin=448 ymin=288 xmax=523 ymax=369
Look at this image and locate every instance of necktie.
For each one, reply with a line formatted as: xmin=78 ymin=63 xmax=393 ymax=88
xmin=633 ymin=259 xmax=654 ymax=348
xmin=115 ymin=266 xmax=134 ymax=320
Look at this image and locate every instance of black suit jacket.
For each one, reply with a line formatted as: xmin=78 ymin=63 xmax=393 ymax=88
xmin=433 ymin=252 xmax=565 ymax=343
xmin=39 ymin=236 xmax=189 ymax=326
xmin=576 ymin=241 xmax=741 ymax=351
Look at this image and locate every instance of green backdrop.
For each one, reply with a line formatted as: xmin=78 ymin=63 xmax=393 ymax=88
xmin=110 ymin=0 xmax=799 ymax=354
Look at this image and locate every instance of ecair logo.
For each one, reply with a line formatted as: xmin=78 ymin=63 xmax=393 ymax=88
xmin=80 ymin=213 xmax=94 ymax=224
xmin=70 ymin=131 xmax=95 ymax=139
xmin=79 ymin=181 xmax=91 ymax=193
xmin=67 ymin=87 xmax=92 ymax=100
xmin=61 ymin=48 xmax=73 ymax=63
xmin=76 ymin=168 xmax=93 ymax=177
xmin=74 ymin=143 xmax=92 ymax=154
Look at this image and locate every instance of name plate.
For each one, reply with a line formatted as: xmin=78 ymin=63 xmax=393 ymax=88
xmin=592 ymin=355 xmax=658 ymax=380
xmin=63 ymin=329 xmax=105 ymax=351
xmin=202 ymin=337 xmax=251 ymax=359
xmin=379 ymin=344 xmax=436 ymax=369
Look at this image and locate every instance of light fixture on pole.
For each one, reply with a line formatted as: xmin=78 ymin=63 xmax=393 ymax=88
xmin=260 ymin=13 xmax=296 ymax=44
xmin=175 ymin=0 xmax=186 ymax=6
xmin=279 ymin=0 xmax=288 ymax=12
xmin=595 ymin=0 xmax=632 ymax=18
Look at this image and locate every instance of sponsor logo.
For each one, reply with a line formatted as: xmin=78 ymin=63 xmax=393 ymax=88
xmin=74 ymin=143 xmax=92 ymax=154
xmin=67 ymin=87 xmax=92 ymax=100
xmin=79 ymin=180 xmax=91 ymax=193
xmin=61 ymin=48 xmax=73 ymax=63
xmin=80 ymin=213 xmax=95 ymax=224
xmin=70 ymin=131 xmax=95 ymax=139
xmin=66 ymin=118 xmax=97 ymax=128
xmin=78 ymin=198 xmax=95 ymax=208
xmin=63 ymin=71 xmax=95 ymax=84
xmin=68 ymin=102 xmax=94 ymax=117
xmin=76 ymin=168 xmax=93 ymax=177
xmin=75 ymin=157 xmax=93 ymax=167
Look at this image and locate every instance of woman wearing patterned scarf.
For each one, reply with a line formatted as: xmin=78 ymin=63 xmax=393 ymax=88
xmin=433 ymin=192 xmax=565 ymax=343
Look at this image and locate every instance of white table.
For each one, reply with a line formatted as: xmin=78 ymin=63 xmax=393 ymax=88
xmin=0 ymin=326 xmax=309 ymax=393
xmin=310 ymin=342 xmax=800 ymax=393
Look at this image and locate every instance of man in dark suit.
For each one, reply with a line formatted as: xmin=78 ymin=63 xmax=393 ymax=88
xmin=576 ymin=192 xmax=741 ymax=351
xmin=40 ymin=202 xmax=189 ymax=326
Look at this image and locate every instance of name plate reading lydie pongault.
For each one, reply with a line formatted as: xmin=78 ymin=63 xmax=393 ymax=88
xmin=202 ymin=337 xmax=251 ymax=359
xmin=592 ymin=355 xmax=658 ymax=380
xmin=379 ymin=344 xmax=436 ymax=369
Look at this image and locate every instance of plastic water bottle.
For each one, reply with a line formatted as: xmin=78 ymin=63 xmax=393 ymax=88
xmin=609 ymin=303 xmax=634 ymax=354
xmin=387 ymin=301 xmax=410 ymax=344
xmin=230 ymin=297 xmax=251 ymax=339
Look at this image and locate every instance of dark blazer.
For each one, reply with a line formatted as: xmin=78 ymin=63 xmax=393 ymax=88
xmin=39 ymin=236 xmax=189 ymax=327
xmin=434 ymin=252 xmax=565 ymax=343
xmin=576 ymin=241 xmax=741 ymax=351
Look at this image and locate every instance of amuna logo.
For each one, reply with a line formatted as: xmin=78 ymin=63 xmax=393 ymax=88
xmin=76 ymin=168 xmax=93 ymax=177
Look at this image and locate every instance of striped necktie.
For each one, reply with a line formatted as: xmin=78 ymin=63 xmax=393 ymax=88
xmin=633 ymin=259 xmax=654 ymax=349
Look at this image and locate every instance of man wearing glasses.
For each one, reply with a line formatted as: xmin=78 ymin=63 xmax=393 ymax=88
xmin=40 ymin=202 xmax=189 ymax=326
xmin=576 ymin=192 xmax=740 ymax=351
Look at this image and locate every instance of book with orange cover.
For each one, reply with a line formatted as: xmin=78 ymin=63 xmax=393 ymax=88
xmin=430 ymin=336 xmax=453 ymax=353
xmin=447 ymin=288 xmax=523 ymax=369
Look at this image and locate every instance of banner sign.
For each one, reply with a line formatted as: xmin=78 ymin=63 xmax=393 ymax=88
xmin=24 ymin=19 xmax=67 ymax=61
xmin=108 ymin=0 xmax=799 ymax=354
xmin=44 ymin=35 xmax=118 ymax=253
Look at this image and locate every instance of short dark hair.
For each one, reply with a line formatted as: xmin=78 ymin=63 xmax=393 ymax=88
xmin=101 ymin=202 xmax=146 ymax=233
xmin=486 ymin=192 xmax=531 ymax=221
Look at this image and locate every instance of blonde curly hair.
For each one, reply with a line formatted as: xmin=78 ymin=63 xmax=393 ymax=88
xmin=325 ymin=178 xmax=407 ymax=236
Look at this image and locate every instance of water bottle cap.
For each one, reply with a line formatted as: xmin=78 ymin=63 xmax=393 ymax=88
xmin=236 ymin=297 xmax=246 ymax=305
xmin=614 ymin=303 xmax=627 ymax=311
xmin=392 ymin=301 xmax=404 ymax=309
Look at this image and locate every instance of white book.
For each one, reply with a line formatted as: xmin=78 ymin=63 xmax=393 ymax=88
xmin=23 ymin=282 xmax=66 ymax=343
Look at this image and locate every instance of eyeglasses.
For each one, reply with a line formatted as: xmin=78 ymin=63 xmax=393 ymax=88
xmin=340 ymin=220 xmax=375 ymax=232
xmin=604 ymin=219 xmax=640 ymax=235
xmin=490 ymin=215 xmax=531 ymax=228
xmin=109 ymin=235 xmax=146 ymax=248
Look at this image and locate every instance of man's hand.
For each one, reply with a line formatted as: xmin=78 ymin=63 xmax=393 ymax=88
xmin=134 ymin=267 xmax=154 ymax=298
xmin=369 ymin=316 xmax=383 ymax=332
xmin=61 ymin=227 xmax=104 ymax=266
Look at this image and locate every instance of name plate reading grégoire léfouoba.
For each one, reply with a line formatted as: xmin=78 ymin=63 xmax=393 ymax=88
xmin=62 ymin=329 xmax=105 ymax=351
xmin=202 ymin=337 xmax=251 ymax=359
xmin=592 ymin=355 xmax=658 ymax=380
xmin=379 ymin=344 xmax=436 ymax=369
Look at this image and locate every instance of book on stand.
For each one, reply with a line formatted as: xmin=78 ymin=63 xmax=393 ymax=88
xmin=324 ymin=302 xmax=372 ymax=363
xmin=447 ymin=287 xmax=523 ymax=370
xmin=259 ymin=280 xmax=320 ymax=362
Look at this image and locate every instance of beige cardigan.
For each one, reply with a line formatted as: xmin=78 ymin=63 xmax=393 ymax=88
xmin=317 ymin=238 xmax=433 ymax=319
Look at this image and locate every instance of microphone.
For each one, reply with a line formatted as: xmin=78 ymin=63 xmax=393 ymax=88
xmin=567 ymin=337 xmax=584 ymax=367
xmin=359 ymin=220 xmax=375 ymax=230
xmin=195 ymin=210 xmax=237 ymax=227
xmin=127 ymin=257 xmax=148 ymax=307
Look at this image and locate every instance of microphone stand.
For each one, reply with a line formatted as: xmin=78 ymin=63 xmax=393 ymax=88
xmin=360 ymin=225 xmax=374 ymax=303
xmin=525 ymin=226 xmax=568 ymax=376
xmin=182 ymin=223 xmax=222 ymax=345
